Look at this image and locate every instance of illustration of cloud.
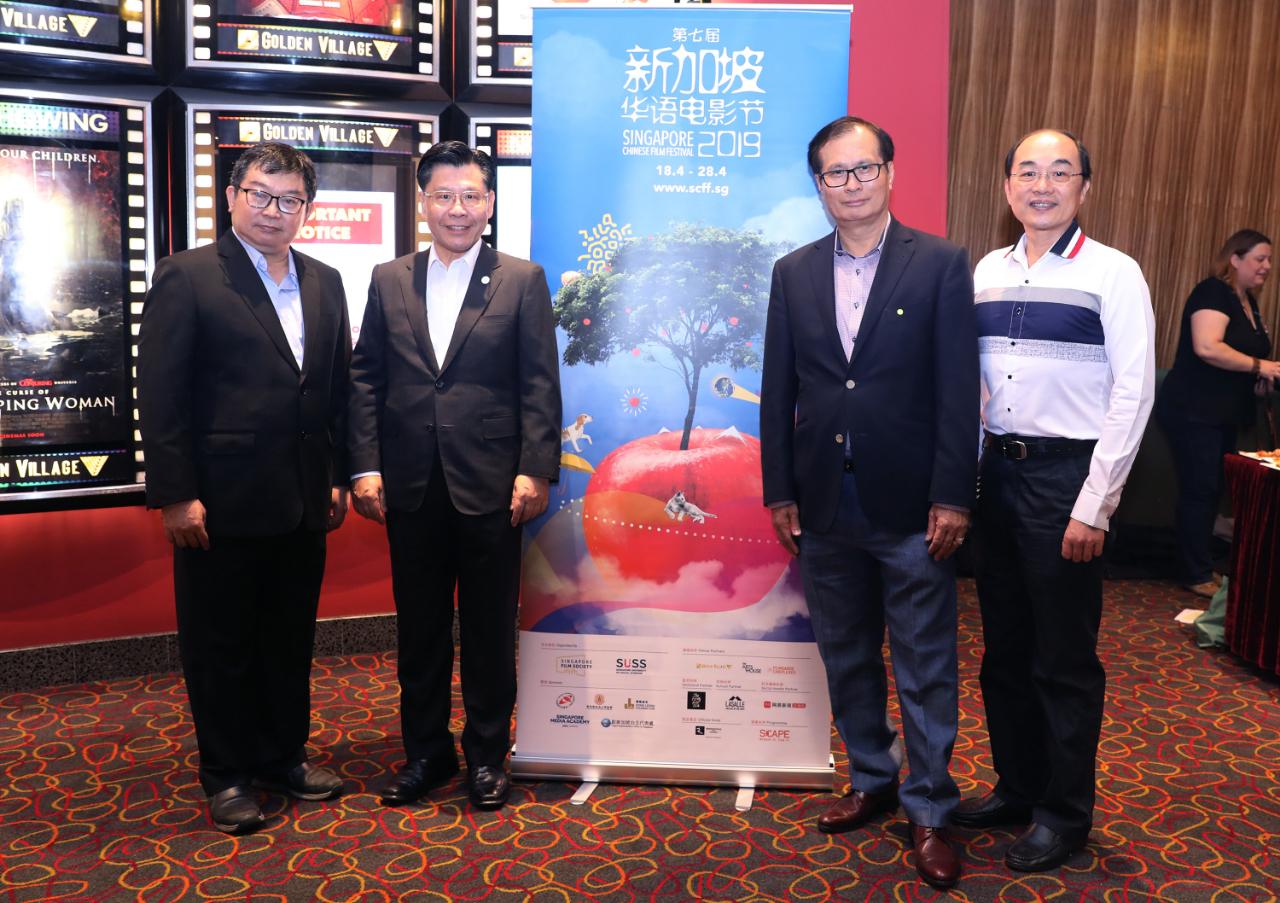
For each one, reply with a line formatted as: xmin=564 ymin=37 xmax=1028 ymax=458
xmin=742 ymin=195 xmax=830 ymax=249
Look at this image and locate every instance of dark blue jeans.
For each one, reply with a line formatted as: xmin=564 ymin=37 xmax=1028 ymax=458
xmin=800 ymin=472 xmax=960 ymax=827
xmin=1157 ymin=407 xmax=1236 ymax=585
xmin=972 ymin=449 xmax=1104 ymax=834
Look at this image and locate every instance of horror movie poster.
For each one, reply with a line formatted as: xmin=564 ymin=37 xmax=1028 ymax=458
xmin=0 ymin=96 xmax=146 ymax=500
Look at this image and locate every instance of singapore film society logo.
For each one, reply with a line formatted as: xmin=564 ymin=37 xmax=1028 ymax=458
xmin=556 ymin=693 xmax=575 ymax=709
xmin=615 ymin=656 xmax=648 ymax=675
xmin=557 ymin=656 xmax=593 ymax=675
xmin=741 ymin=662 xmax=761 ymax=674
xmin=686 ymin=691 xmax=706 ymax=710
xmin=724 ymin=695 xmax=745 ymax=711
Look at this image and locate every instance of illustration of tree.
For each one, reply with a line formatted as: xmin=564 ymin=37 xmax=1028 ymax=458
xmin=554 ymin=223 xmax=783 ymax=450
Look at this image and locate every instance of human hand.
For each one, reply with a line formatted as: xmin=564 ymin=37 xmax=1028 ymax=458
xmin=352 ymin=474 xmax=386 ymax=525
xmin=328 ymin=486 xmax=349 ymax=531
xmin=1061 ymin=518 xmax=1105 ymax=562
xmin=770 ymin=503 xmax=802 ymax=556
xmin=510 ymin=475 xmax=549 ymax=526
xmin=162 ymin=499 xmax=209 ymax=550
xmin=925 ymin=505 xmax=969 ymax=560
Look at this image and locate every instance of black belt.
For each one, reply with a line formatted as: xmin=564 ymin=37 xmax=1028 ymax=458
xmin=983 ymin=432 xmax=1096 ymax=460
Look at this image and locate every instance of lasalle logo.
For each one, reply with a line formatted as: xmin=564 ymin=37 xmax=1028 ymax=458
xmin=724 ymin=695 xmax=744 ymax=711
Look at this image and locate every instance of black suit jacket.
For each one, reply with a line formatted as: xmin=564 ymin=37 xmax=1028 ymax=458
xmin=138 ymin=231 xmax=351 ymax=536
xmin=760 ymin=219 xmax=979 ymax=534
xmin=348 ymin=243 xmax=562 ymax=515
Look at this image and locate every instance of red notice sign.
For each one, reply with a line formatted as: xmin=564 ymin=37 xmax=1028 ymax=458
xmin=295 ymin=201 xmax=383 ymax=244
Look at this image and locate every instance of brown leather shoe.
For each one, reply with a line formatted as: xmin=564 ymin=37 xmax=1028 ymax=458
xmin=911 ymin=823 xmax=961 ymax=888
xmin=817 ymin=781 xmax=899 ymax=834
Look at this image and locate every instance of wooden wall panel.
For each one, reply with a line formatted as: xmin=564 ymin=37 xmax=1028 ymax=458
xmin=949 ymin=0 xmax=1280 ymax=366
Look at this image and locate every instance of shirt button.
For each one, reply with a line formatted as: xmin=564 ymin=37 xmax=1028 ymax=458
xmin=1024 ymin=279 xmax=1030 ymax=284
xmin=845 ymin=379 xmax=856 ymax=389
xmin=1007 ymin=375 xmax=1012 ymax=380
xmin=835 ymin=433 xmax=844 ymax=444
xmin=1014 ymin=307 xmax=1021 ymax=314
xmin=435 ymin=379 xmax=445 ymax=390
xmin=1010 ymin=341 xmax=1017 ymax=346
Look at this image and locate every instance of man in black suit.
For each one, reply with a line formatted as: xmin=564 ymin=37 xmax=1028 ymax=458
xmin=348 ymin=141 xmax=561 ymax=811
xmin=760 ymin=116 xmax=978 ymax=889
xmin=138 ymin=143 xmax=351 ymax=833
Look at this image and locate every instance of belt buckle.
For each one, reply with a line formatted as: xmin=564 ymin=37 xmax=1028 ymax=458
xmin=1005 ymin=439 xmax=1028 ymax=460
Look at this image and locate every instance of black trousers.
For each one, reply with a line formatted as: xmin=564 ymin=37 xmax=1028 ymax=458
xmin=174 ymin=526 xmax=326 ymax=795
xmin=1157 ymin=406 xmax=1236 ymax=586
xmin=385 ymin=461 xmax=522 ymax=769
xmin=971 ymin=450 xmax=1104 ymax=834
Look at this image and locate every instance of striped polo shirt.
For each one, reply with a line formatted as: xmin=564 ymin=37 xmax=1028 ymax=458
xmin=974 ymin=220 xmax=1156 ymax=530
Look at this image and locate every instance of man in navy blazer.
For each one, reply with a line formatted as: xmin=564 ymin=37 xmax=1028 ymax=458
xmin=760 ymin=116 xmax=978 ymax=889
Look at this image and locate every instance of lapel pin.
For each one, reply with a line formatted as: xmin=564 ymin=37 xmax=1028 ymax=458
xmin=481 ymin=275 xmax=490 ymax=285
xmin=896 ymin=308 xmax=904 ymax=316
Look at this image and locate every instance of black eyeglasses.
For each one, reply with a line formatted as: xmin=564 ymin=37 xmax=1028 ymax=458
xmin=236 ymin=185 xmax=306 ymax=215
xmin=819 ymin=163 xmax=888 ymax=188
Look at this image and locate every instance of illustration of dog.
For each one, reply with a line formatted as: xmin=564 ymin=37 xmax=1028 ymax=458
xmin=664 ymin=490 xmax=717 ymax=524
xmin=561 ymin=413 xmax=593 ymax=452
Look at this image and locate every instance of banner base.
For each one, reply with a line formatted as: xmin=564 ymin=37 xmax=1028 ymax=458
xmin=511 ymin=750 xmax=835 ymax=791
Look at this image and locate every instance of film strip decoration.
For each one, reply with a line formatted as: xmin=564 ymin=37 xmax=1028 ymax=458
xmin=470 ymin=1 xmax=532 ymax=88
xmin=470 ymin=117 xmax=531 ymax=257
xmin=0 ymin=0 xmax=152 ymax=66
xmin=186 ymin=106 xmax=435 ymax=250
xmin=0 ymin=89 xmax=153 ymax=501
xmin=187 ymin=0 xmax=439 ymax=83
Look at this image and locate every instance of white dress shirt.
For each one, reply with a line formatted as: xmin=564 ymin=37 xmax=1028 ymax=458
xmin=974 ymin=224 xmax=1156 ymax=529
xmin=425 ymin=239 xmax=484 ymax=362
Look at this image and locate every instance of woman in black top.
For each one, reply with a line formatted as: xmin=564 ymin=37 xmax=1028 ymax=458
xmin=1157 ymin=230 xmax=1278 ymax=596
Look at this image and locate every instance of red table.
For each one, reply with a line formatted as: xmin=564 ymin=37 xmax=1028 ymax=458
xmin=1223 ymin=453 xmax=1280 ymax=675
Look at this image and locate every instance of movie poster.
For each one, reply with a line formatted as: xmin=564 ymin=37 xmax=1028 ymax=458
xmin=187 ymin=105 xmax=429 ymax=341
xmin=0 ymin=0 xmax=151 ymax=64
xmin=192 ymin=0 xmax=432 ymax=78
xmin=513 ymin=4 xmax=851 ymax=787
xmin=0 ymin=93 xmax=149 ymax=499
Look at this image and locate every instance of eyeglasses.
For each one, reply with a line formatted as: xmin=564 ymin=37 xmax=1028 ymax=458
xmin=424 ymin=190 xmax=489 ymax=209
xmin=818 ymin=163 xmax=887 ymax=188
xmin=1009 ymin=169 xmax=1084 ymax=185
xmin=236 ymin=185 xmax=306 ymax=215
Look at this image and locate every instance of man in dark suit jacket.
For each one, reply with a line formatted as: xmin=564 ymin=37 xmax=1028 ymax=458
xmin=760 ymin=117 xmax=978 ymax=889
xmin=138 ymin=143 xmax=351 ymax=835
xmin=348 ymin=141 xmax=561 ymax=811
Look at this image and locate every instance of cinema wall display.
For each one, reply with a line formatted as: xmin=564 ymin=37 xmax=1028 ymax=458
xmin=181 ymin=0 xmax=443 ymax=97
xmin=0 ymin=83 xmax=156 ymax=504
xmin=177 ymin=91 xmax=441 ymax=343
xmin=455 ymin=107 xmax=530 ymax=259
xmin=0 ymin=0 xmax=153 ymax=73
xmin=457 ymin=0 xmax=533 ymax=100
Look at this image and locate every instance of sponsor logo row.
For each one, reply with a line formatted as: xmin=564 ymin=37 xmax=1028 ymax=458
xmin=555 ymin=655 xmax=799 ymax=676
xmin=555 ymin=690 xmax=806 ymax=712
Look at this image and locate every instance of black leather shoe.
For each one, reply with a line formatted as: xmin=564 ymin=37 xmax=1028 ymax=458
xmin=380 ymin=758 xmax=460 ymax=806
xmin=1005 ymin=822 xmax=1089 ymax=871
xmin=256 ymin=762 xmax=344 ymax=801
xmin=816 ymin=779 xmax=899 ymax=834
xmin=208 ymin=786 xmax=266 ymax=834
xmin=950 ymin=790 xmax=1032 ymax=829
xmin=467 ymin=765 xmax=511 ymax=810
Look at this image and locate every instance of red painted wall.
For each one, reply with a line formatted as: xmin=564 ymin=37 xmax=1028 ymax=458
xmin=0 ymin=0 xmax=950 ymax=651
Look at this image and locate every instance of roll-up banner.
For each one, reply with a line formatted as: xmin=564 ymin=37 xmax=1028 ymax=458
xmin=178 ymin=93 xmax=440 ymax=344
xmin=515 ymin=3 xmax=850 ymax=789
xmin=0 ymin=84 xmax=156 ymax=504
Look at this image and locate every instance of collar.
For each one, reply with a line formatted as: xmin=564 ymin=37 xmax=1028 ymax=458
xmin=428 ymin=238 xmax=484 ymax=272
xmin=1006 ymin=218 xmax=1086 ymax=262
xmin=231 ymin=228 xmax=297 ymax=283
xmin=835 ymin=213 xmax=892 ymax=259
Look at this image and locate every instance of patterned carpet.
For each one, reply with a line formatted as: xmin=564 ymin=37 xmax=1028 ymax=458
xmin=1 ymin=580 xmax=1277 ymax=902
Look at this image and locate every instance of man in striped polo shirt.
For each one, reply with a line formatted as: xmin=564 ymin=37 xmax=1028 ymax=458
xmin=951 ymin=130 xmax=1155 ymax=871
